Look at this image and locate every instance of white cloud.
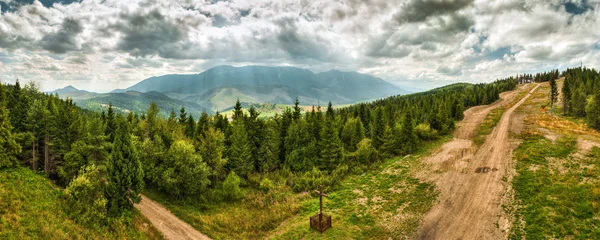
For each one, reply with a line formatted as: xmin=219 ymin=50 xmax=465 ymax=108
xmin=0 ymin=0 xmax=599 ymax=91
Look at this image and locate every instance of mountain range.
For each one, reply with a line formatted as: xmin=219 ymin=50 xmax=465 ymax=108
xmin=50 ymin=65 xmax=410 ymax=117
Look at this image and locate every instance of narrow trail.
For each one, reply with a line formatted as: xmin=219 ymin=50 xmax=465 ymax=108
xmin=135 ymin=195 xmax=211 ymax=240
xmin=418 ymin=84 xmax=540 ymax=240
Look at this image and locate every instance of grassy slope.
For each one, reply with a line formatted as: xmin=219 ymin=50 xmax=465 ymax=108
xmin=269 ymin=136 xmax=449 ymax=240
xmin=146 ymin=136 xmax=451 ymax=240
xmin=509 ymin=81 xmax=600 ymax=239
xmin=0 ymin=167 xmax=164 ymax=240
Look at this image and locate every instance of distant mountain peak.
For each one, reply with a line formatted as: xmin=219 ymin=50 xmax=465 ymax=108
xmin=49 ymin=85 xmax=87 ymax=95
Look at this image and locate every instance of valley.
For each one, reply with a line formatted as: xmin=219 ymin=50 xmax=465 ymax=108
xmin=50 ymin=65 xmax=412 ymax=118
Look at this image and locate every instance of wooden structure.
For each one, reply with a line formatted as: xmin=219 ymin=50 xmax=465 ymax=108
xmin=310 ymin=185 xmax=331 ymax=233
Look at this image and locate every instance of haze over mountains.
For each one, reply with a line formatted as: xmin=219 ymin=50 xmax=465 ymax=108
xmin=51 ymin=65 xmax=409 ymax=117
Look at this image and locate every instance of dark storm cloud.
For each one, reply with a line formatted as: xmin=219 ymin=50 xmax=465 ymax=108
xmin=113 ymin=10 xmax=187 ymax=58
xmin=393 ymin=0 xmax=474 ymax=24
xmin=39 ymin=18 xmax=83 ymax=54
xmin=274 ymin=16 xmax=331 ymax=60
xmin=367 ymin=13 xmax=473 ymax=58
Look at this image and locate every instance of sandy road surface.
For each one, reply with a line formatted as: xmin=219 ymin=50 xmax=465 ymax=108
xmin=418 ymin=84 xmax=539 ymax=240
xmin=135 ymin=195 xmax=211 ymax=240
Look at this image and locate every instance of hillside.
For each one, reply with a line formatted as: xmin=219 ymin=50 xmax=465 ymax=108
xmin=50 ymin=86 xmax=212 ymax=117
xmin=120 ymin=65 xmax=406 ymax=111
xmin=0 ymin=168 xmax=163 ymax=239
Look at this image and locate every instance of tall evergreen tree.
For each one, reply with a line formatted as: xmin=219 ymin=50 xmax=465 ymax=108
xmin=371 ymin=107 xmax=385 ymax=150
xmin=105 ymin=102 xmax=116 ymax=142
xmin=105 ymin=121 xmax=144 ymax=217
xmin=319 ymin=119 xmax=344 ymax=171
xmin=293 ymin=98 xmax=301 ymax=120
xmin=179 ymin=107 xmax=188 ymax=124
xmin=226 ymin=120 xmax=252 ymax=177
xmin=232 ymin=99 xmax=244 ymax=121
xmin=550 ymin=77 xmax=558 ymax=113
xmin=0 ymin=87 xmax=21 ymax=168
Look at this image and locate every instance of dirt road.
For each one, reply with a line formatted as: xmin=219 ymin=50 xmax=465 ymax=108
xmin=418 ymin=84 xmax=539 ymax=239
xmin=135 ymin=195 xmax=211 ymax=240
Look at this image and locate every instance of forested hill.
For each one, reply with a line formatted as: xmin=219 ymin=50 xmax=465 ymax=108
xmin=117 ymin=65 xmax=407 ymax=111
xmin=0 ymin=75 xmax=516 ymax=237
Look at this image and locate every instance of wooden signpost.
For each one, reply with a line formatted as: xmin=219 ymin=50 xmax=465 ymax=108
xmin=310 ymin=185 xmax=331 ymax=233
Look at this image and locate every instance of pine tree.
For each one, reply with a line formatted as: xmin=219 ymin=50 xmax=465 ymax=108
xmin=371 ymin=107 xmax=385 ymax=150
xmin=562 ymin=78 xmax=571 ymax=115
xmin=293 ymin=98 xmax=301 ymax=120
xmin=105 ymin=102 xmax=116 ymax=142
xmin=105 ymin=121 xmax=144 ymax=217
xmin=146 ymin=102 xmax=160 ymax=139
xmin=550 ymin=77 xmax=558 ymax=113
xmin=185 ymin=114 xmax=195 ymax=138
xmin=179 ymin=107 xmax=187 ymax=124
xmin=226 ymin=120 xmax=252 ymax=177
xmin=284 ymin=119 xmax=317 ymax=172
xmin=319 ymin=119 xmax=344 ymax=171
xmin=168 ymin=108 xmax=177 ymax=124
xmin=233 ymin=99 xmax=244 ymax=121
xmin=257 ymin=121 xmax=280 ymax=173
xmin=197 ymin=111 xmax=210 ymax=137
xmin=398 ymin=112 xmax=418 ymax=155
xmin=0 ymin=89 xmax=21 ymax=168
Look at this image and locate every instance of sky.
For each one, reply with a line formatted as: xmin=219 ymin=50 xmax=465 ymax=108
xmin=0 ymin=0 xmax=599 ymax=92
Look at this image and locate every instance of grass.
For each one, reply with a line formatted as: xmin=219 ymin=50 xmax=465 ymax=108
xmin=268 ymin=137 xmax=447 ymax=239
xmin=474 ymin=107 xmax=505 ymax=145
xmin=509 ymin=81 xmax=600 ymax=239
xmin=0 ymin=167 xmax=163 ymax=240
xmin=144 ymin=183 xmax=309 ymax=240
xmin=145 ymin=136 xmax=452 ymax=240
xmin=510 ymin=132 xmax=600 ymax=239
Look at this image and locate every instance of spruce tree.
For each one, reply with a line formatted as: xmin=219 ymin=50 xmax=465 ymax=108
xmin=0 ymin=91 xmax=21 ymax=168
xmin=185 ymin=115 xmax=195 ymax=138
xmin=550 ymin=77 xmax=558 ymax=113
xmin=179 ymin=107 xmax=187 ymax=124
xmin=105 ymin=103 xmax=117 ymax=142
xmin=257 ymin=121 xmax=280 ymax=173
xmin=293 ymin=98 xmax=301 ymax=120
xmin=226 ymin=119 xmax=252 ymax=177
xmin=399 ymin=112 xmax=418 ymax=155
xmin=371 ymin=107 xmax=385 ymax=150
xmin=319 ymin=119 xmax=344 ymax=171
xmin=233 ymin=99 xmax=244 ymax=121
xmin=106 ymin=121 xmax=144 ymax=217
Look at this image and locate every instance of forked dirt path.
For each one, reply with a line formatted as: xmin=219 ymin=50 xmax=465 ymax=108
xmin=135 ymin=195 xmax=211 ymax=240
xmin=418 ymin=84 xmax=539 ymax=239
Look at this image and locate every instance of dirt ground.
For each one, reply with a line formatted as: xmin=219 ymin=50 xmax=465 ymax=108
xmin=135 ymin=195 xmax=211 ymax=240
xmin=417 ymin=84 xmax=540 ymax=240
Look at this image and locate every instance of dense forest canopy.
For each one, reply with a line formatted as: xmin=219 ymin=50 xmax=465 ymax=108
xmin=0 ymin=74 xmax=530 ymax=231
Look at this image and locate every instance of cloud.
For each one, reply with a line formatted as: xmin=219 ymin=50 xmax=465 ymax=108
xmin=0 ymin=0 xmax=600 ymax=91
xmin=392 ymin=0 xmax=474 ymax=24
xmin=40 ymin=18 xmax=82 ymax=54
xmin=112 ymin=10 xmax=187 ymax=58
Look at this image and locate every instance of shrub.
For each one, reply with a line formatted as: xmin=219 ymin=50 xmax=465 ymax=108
xmin=259 ymin=178 xmax=275 ymax=193
xmin=222 ymin=171 xmax=243 ymax=201
xmin=415 ymin=123 xmax=439 ymax=141
xmin=64 ymin=164 xmax=107 ymax=228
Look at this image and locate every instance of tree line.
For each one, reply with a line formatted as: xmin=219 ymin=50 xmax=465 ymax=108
xmin=562 ymin=67 xmax=600 ymax=130
xmin=0 ymin=77 xmax=517 ymax=229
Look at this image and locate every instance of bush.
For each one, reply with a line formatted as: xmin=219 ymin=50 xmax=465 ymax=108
xmin=259 ymin=178 xmax=275 ymax=193
xmin=292 ymin=167 xmax=331 ymax=192
xmin=415 ymin=123 xmax=439 ymax=141
xmin=64 ymin=164 xmax=107 ymax=228
xmin=222 ymin=171 xmax=243 ymax=201
xmin=356 ymin=138 xmax=380 ymax=164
